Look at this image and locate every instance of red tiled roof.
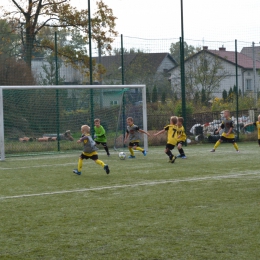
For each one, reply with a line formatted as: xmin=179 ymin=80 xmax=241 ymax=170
xmin=206 ymin=49 xmax=260 ymax=69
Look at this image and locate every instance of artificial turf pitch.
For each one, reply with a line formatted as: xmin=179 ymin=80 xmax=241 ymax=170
xmin=0 ymin=142 xmax=259 ymax=259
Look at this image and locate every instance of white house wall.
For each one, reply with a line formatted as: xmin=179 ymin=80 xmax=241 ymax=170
xmin=169 ymin=53 xmax=260 ymax=98
xmin=157 ymin=57 xmax=176 ymax=73
xmin=31 ymin=59 xmax=86 ymax=84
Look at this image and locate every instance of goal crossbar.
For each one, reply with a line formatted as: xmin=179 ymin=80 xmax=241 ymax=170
xmin=0 ymin=85 xmax=147 ymax=161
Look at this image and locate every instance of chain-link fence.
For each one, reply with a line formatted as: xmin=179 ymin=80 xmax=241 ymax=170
xmin=1 ymin=25 xmax=260 ymax=155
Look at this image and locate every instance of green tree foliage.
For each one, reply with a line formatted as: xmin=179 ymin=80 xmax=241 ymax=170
xmin=0 ymin=58 xmax=35 ymax=86
xmin=152 ymin=86 xmax=158 ymax=103
xmin=161 ymin=92 xmax=166 ymax=103
xmin=181 ymin=51 xmax=230 ymax=101
xmin=146 ymin=87 xmax=151 ymax=103
xmin=222 ymin=89 xmax=228 ymax=101
xmin=211 ymin=95 xmax=257 ymax=112
xmin=112 ymin=48 xmax=144 ymax=55
xmin=174 ymin=101 xmax=193 ymax=117
xmin=201 ymin=88 xmax=207 ymax=105
xmin=1 ymin=0 xmax=118 ymax=70
xmin=194 ymin=91 xmax=200 ymax=104
xmin=228 ymin=87 xmax=233 ymax=102
xmin=169 ymin=41 xmax=200 ymax=64
xmin=38 ymin=54 xmax=65 ymax=85
xmin=0 ymin=19 xmax=20 ymax=59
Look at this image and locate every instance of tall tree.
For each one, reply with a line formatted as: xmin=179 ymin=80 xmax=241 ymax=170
xmin=222 ymin=89 xmax=228 ymax=101
xmin=161 ymin=92 xmax=166 ymax=103
xmin=169 ymin=41 xmax=200 ymax=64
xmin=1 ymin=0 xmax=118 ymax=69
xmin=152 ymin=85 xmax=158 ymax=103
xmin=38 ymin=54 xmax=65 ymax=85
xmin=0 ymin=19 xmax=20 ymax=59
xmin=173 ymin=51 xmax=230 ymax=101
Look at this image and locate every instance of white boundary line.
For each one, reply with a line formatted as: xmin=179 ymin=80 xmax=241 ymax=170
xmin=0 ymin=172 xmax=259 ymax=201
xmin=0 ymin=163 xmax=75 ymax=170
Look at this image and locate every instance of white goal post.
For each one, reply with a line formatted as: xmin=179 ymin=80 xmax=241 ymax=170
xmin=0 ymin=84 xmax=147 ymax=161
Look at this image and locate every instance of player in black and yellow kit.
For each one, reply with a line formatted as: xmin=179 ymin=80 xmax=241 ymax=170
xmin=210 ymin=110 xmax=239 ymax=152
xmin=244 ymin=114 xmax=260 ymax=147
xmin=154 ymin=116 xmax=178 ymax=163
xmin=73 ymin=125 xmax=110 ymax=175
xmin=176 ymin=117 xmax=187 ymax=158
xmin=124 ymin=117 xmax=150 ymax=158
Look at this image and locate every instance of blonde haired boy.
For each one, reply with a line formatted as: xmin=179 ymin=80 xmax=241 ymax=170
xmin=154 ymin=116 xmax=178 ymax=163
xmin=210 ymin=110 xmax=239 ymax=152
xmin=124 ymin=117 xmax=150 ymax=158
xmin=73 ymin=125 xmax=110 ymax=175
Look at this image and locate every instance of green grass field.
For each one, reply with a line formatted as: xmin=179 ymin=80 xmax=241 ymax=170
xmin=0 ymin=142 xmax=260 ymax=259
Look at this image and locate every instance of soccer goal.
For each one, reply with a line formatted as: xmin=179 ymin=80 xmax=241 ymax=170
xmin=0 ymin=84 xmax=147 ymax=161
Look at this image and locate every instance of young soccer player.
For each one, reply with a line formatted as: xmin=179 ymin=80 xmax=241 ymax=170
xmin=124 ymin=117 xmax=150 ymax=158
xmin=73 ymin=125 xmax=110 ymax=175
xmin=210 ymin=110 xmax=239 ymax=152
xmin=94 ymin=118 xmax=110 ymax=156
xmin=153 ymin=116 xmax=178 ymax=163
xmin=244 ymin=114 xmax=260 ymax=147
xmin=176 ymin=117 xmax=187 ymax=159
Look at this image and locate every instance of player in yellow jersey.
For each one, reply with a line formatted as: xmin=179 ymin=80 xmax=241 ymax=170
xmin=244 ymin=114 xmax=260 ymax=147
xmin=176 ymin=117 xmax=187 ymax=159
xmin=210 ymin=110 xmax=239 ymax=152
xmin=124 ymin=117 xmax=150 ymax=158
xmin=73 ymin=125 xmax=110 ymax=175
xmin=153 ymin=116 xmax=178 ymax=163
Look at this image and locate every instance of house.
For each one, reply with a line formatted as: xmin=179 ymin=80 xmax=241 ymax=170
xmin=169 ymin=46 xmax=260 ymax=99
xmin=93 ymin=52 xmax=177 ymax=85
xmin=32 ymin=52 xmax=177 ymax=107
xmin=241 ymin=46 xmax=260 ymax=62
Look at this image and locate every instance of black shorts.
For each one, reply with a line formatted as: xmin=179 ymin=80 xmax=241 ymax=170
xmin=80 ymin=153 xmax=98 ymax=161
xmin=129 ymin=142 xmax=140 ymax=147
xmin=166 ymin=143 xmax=175 ymax=150
xmin=220 ymin=136 xmax=235 ymax=143
xmin=95 ymin=141 xmax=107 ymax=147
xmin=258 ymin=139 xmax=260 ymax=145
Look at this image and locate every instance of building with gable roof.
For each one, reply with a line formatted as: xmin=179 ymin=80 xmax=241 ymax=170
xmin=169 ymin=46 xmax=260 ymax=99
xmin=32 ymin=52 xmax=177 ymax=107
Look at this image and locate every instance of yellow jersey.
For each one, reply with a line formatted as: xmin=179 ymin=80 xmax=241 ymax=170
xmin=164 ymin=124 xmax=178 ymax=146
xmin=177 ymin=125 xmax=187 ymax=142
xmin=254 ymin=121 xmax=260 ymax=139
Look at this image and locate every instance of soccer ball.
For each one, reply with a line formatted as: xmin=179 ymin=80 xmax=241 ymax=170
xmin=118 ymin=152 xmax=126 ymax=160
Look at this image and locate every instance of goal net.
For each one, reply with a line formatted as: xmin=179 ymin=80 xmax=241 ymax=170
xmin=0 ymin=85 xmax=147 ymax=161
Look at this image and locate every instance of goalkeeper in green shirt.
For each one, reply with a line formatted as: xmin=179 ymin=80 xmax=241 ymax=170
xmin=94 ymin=118 xmax=110 ymax=156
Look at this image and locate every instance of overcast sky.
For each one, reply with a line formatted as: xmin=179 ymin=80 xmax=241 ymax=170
xmin=1 ymin=0 xmax=260 ymax=52
xmin=71 ymin=0 xmax=260 ymax=45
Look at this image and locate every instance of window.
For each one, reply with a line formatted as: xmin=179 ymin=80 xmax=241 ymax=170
xmin=246 ymin=79 xmax=252 ymax=90
xmin=110 ymin=100 xmax=118 ymax=105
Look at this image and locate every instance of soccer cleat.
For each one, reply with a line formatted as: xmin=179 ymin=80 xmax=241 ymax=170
xmin=171 ymin=156 xmax=176 ymax=163
xmin=107 ymin=154 xmax=110 ymax=157
xmin=73 ymin=169 xmax=81 ymax=175
xmin=181 ymin=156 xmax=187 ymax=159
xmin=210 ymin=149 xmax=215 ymax=152
xmin=176 ymin=154 xmax=182 ymax=158
xmin=104 ymin=164 xmax=110 ymax=174
xmin=142 ymin=150 xmax=147 ymax=156
xmin=236 ymin=150 xmax=240 ymax=153
xmin=128 ymin=155 xmax=136 ymax=159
